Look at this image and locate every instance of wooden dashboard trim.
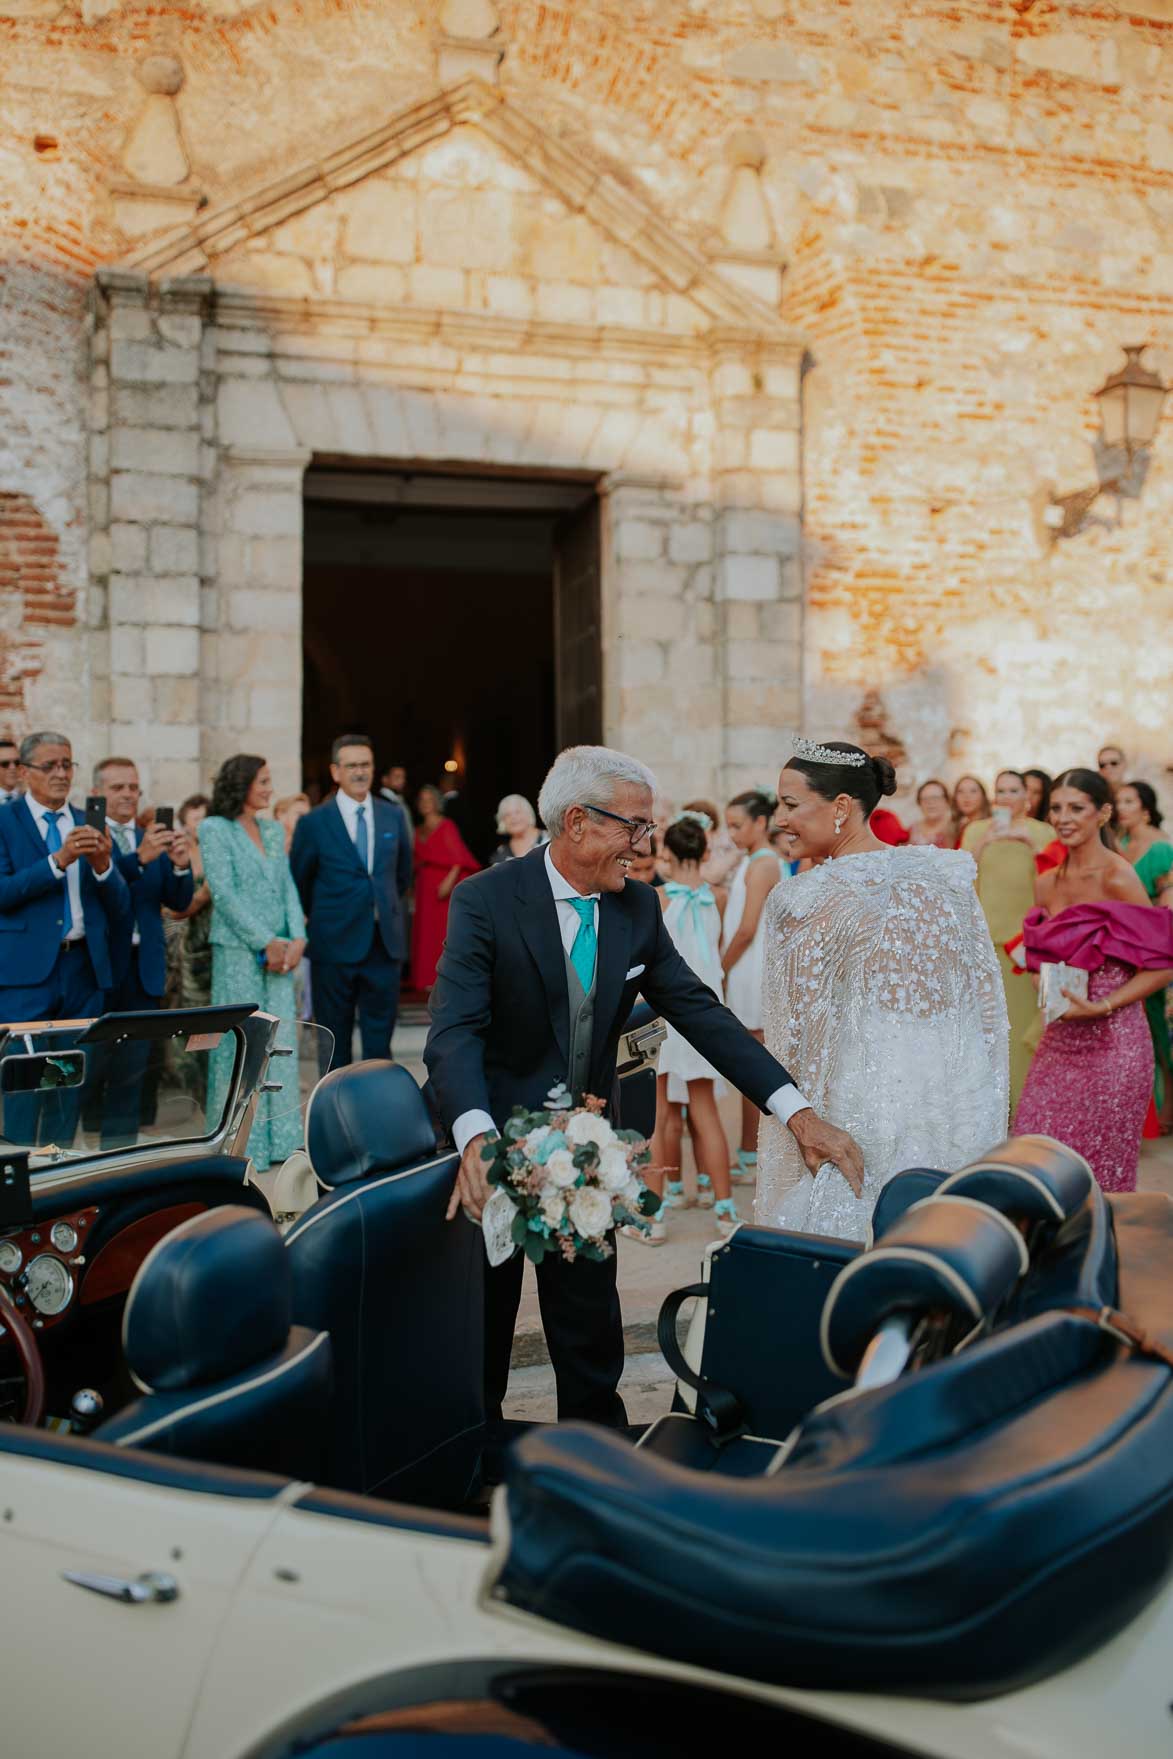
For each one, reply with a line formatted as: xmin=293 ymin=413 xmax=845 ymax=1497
xmin=80 ymin=1204 xmax=206 ymax=1306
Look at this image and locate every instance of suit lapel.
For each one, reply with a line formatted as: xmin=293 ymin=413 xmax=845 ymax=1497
xmin=592 ymin=891 xmax=633 ymax=1080
xmin=514 ymin=848 xmax=569 ymax=1066
xmin=325 ymin=796 xmax=366 ymax=873
xmin=12 ymin=795 xmax=49 ymax=861
xmin=370 ymin=796 xmax=396 ymax=873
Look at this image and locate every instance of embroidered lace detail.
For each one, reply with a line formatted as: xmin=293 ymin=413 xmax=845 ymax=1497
xmin=755 ymin=847 xmax=1010 ymax=1242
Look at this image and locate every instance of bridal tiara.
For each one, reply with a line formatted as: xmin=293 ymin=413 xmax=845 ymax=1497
xmin=786 ymin=734 xmax=869 ymax=769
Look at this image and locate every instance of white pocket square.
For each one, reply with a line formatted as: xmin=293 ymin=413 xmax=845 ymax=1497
xmin=625 ymin=964 xmax=645 ymax=981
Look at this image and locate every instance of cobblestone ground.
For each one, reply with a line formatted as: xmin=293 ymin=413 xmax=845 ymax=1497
xmin=390 ymin=1017 xmax=1173 ymax=1426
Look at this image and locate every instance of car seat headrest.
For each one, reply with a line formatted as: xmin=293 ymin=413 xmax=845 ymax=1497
xmin=306 ymin=1060 xmax=438 ymax=1188
xmin=936 ymin=1136 xmax=1093 ymax=1228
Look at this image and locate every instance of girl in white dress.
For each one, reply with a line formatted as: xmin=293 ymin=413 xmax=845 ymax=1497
xmin=721 ymin=789 xmax=783 ymax=1186
xmin=754 ymin=740 xmax=1010 ymax=1243
xmin=641 ymin=814 xmax=740 ymax=1241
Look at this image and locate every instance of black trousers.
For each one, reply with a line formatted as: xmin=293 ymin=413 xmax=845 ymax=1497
xmin=313 ymin=937 xmax=401 ymax=1071
xmin=98 ymin=964 xmax=158 ymax=1147
xmin=484 ymin=1234 xmax=627 ymax=1428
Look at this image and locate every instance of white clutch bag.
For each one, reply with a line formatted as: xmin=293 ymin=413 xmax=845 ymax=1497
xmin=1038 ymin=962 xmax=1088 ymax=1027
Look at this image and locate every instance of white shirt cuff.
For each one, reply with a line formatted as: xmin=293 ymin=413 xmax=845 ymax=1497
xmin=767 ymin=1084 xmax=811 ymax=1127
xmin=453 ymin=1108 xmax=497 ymax=1158
xmin=93 ymin=861 xmax=112 ymax=883
xmin=48 ymin=855 xmax=65 ymax=881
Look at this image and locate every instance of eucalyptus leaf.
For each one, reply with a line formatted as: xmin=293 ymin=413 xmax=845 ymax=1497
xmin=510 ymin=1211 xmax=529 ymax=1246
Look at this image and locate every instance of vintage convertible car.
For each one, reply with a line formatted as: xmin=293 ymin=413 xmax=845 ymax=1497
xmin=1 ymin=1004 xmax=1172 ymax=1758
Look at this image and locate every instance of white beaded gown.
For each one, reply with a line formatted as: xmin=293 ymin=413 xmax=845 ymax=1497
xmin=754 ymin=847 xmax=1010 ymax=1242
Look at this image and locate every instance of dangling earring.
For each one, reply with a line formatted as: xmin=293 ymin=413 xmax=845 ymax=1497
xmin=834 ymin=813 xmax=845 ymax=837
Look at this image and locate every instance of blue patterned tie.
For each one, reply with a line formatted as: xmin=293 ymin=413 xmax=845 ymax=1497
xmin=44 ymin=810 xmax=72 ymax=939
xmin=355 ymin=804 xmax=368 ymax=871
xmin=569 ymin=897 xmax=597 ymax=993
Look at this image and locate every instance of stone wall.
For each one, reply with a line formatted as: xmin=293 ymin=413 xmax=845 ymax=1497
xmin=3 ymin=0 xmax=1173 ymax=803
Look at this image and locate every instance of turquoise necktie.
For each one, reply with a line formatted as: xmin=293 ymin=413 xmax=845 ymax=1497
xmin=569 ymin=897 xmax=597 ymax=993
xmin=44 ymin=810 xmax=73 ymax=940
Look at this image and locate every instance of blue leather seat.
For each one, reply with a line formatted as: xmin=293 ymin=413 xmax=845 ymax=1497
xmin=95 ymin=1206 xmax=331 ymax=1480
xmin=284 ymin=1061 xmax=484 ymax=1507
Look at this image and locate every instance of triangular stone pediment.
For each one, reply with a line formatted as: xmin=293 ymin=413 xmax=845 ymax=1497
xmin=123 ymin=79 xmax=790 ymax=338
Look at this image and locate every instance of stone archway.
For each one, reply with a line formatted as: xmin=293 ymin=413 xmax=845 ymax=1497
xmin=91 ymin=80 xmax=807 ymax=804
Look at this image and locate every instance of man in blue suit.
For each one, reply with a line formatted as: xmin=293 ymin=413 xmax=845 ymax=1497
xmin=291 ymin=733 xmax=412 ymax=1069
xmin=0 ymin=730 xmax=130 ymax=1023
xmin=0 ymin=730 xmax=131 ymax=1144
xmin=98 ymin=756 xmax=193 ymax=1144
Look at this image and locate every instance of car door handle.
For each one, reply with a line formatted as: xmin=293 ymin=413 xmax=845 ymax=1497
xmin=62 ymin=1569 xmax=180 ymax=1605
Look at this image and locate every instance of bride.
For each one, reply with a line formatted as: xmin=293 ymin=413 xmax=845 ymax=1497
xmin=755 ymin=738 xmax=1010 ymax=1241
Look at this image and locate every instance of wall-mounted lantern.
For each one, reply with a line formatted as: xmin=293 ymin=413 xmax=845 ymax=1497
xmin=1045 ymin=345 xmax=1167 ymax=541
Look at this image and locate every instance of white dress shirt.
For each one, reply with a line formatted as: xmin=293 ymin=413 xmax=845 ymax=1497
xmin=108 ymin=819 xmax=141 ymax=944
xmin=335 ymin=789 xmax=374 ymax=874
xmin=26 ymin=795 xmax=110 ymax=942
xmin=451 ymin=845 xmax=809 ymax=1156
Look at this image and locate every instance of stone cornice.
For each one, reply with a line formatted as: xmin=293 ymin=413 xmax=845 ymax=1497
xmin=121 ymin=78 xmax=802 ymax=346
xmin=210 ymin=287 xmax=806 ymax=370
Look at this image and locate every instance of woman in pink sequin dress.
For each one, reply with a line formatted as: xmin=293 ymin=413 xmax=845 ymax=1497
xmin=1014 ymin=769 xmax=1173 ymax=1193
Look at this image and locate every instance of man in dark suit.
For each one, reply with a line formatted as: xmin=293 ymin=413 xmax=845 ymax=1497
xmin=0 ymin=736 xmax=21 ymax=805
xmin=291 ymin=734 xmax=412 ymax=1070
xmin=98 ymin=756 xmax=193 ymax=1144
xmin=0 ymin=730 xmax=131 ymax=1142
xmin=424 ymin=744 xmax=864 ymax=1429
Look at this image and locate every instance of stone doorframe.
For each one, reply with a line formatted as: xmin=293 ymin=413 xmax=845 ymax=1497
xmin=88 ymin=80 xmax=807 ymax=805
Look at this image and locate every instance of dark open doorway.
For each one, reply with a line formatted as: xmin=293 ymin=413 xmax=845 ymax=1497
xmin=302 ymin=467 xmax=602 ymax=862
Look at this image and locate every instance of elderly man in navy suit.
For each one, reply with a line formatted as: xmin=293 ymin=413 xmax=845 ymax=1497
xmin=291 ymin=733 xmax=412 ymax=1069
xmin=97 ymin=755 xmax=193 ymax=1144
xmin=0 ymin=730 xmax=131 ymax=1143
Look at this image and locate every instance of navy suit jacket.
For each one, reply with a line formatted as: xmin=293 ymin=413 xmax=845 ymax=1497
xmin=290 ymin=794 xmax=412 ymax=965
xmin=423 ymin=845 xmax=795 ymax=1132
xmin=112 ymin=828 xmax=194 ymax=996
xmin=0 ymin=799 xmax=131 ymax=990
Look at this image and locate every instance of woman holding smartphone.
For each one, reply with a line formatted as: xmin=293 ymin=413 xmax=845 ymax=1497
xmin=961 ymin=769 xmax=1055 ymax=1107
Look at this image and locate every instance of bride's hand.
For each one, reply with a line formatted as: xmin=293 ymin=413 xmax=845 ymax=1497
xmin=787 ymin=1109 xmax=865 ymax=1197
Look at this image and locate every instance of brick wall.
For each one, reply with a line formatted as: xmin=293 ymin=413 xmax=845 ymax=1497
xmin=3 ymin=0 xmax=1173 ymax=798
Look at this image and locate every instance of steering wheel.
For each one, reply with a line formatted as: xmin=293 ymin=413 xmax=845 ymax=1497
xmin=0 ymin=1283 xmax=46 ymax=1426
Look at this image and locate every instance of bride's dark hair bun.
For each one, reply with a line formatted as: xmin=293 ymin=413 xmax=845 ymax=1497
xmin=787 ymin=741 xmax=894 ymax=817
xmin=871 ymin=755 xmax=898 ymax=799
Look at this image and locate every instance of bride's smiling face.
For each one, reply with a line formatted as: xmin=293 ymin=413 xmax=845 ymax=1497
xmin=774 ymin=767 xmax=843 ymax=859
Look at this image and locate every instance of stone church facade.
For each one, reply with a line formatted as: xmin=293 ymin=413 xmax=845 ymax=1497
xmin=3 ymin=0 xmax=1173 ymax=808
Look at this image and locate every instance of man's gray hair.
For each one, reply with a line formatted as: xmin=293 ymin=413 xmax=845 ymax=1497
xmin=537 ymin=745 xmax=658 ymax=838
xmin=93 ymin=754 xmax=136 ymax=788
xmin=20 ymin=730 xmax=70 ymax=765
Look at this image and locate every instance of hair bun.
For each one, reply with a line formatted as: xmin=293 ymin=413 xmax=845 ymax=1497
xmin=871 ymin=755 xmax=898 ymax=798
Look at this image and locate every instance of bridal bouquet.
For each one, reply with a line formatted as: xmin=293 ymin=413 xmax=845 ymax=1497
xmin=479 ymin=1087 xmax=658 ymax=1267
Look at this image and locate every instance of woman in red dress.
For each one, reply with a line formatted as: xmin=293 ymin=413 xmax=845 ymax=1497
xmin=410 ymin=784 xmax=480 ymax=992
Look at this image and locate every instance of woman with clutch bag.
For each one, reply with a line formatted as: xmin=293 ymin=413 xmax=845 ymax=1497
xmin=1014 ymin=769 xmax=1173 ymax=1192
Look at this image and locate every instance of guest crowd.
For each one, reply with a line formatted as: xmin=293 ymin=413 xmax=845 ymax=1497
xmin=0 ymin=725 xmax=1170 ymax=1202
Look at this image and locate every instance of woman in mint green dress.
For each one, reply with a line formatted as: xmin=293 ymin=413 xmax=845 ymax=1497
xmin=199 ymin=754 xmax=307 ymax=1169
xmin=1117 ymin=780 xmax=1173 ymax=1126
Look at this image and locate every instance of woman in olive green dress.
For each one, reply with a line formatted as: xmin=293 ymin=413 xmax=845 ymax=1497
xmin=1117 ymin=780 xmax=1173 ymax=1126
xmin=199 ymin=754 xmax=306 ymax=1170
xmin=962 ymin=769 xmax=1055 ymax=1109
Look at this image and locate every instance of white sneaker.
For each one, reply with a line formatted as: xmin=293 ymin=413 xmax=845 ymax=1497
xmin=622 ymin=1218 xmax=667 ymax=1246
xmin=695 ymin=1182 xmax=715 ymax=1209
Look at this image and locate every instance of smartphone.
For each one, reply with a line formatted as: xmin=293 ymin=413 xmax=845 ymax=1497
xmin=84 ymin=794 xmax=106 ymax=832
xmin=154 ymin=805 xmax=174 ymax=831
xmin=993 ymin=806 xmax=1011 ymax=830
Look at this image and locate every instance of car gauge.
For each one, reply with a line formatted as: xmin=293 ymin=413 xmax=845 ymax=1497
xmin=49 ymin=1222 xmax=78 ymax=1255
xmin=25 ymin=1254 xmax=72 ymax=1316
xmin=0 ymin=1239 xmax=21 ymax=1276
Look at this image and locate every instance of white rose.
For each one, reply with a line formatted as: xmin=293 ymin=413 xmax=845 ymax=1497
xmin=524 ymin=1125 xmax=551 ymax=1157
xmin=569 ymin=1185 xmax=613 ymax=1239
xmin=539 ymin=1184 xmax=566 ymax=1230
xmin=545 ymin=1148 xmax=578 ymax=1189
xmin=598 ymin=1144 xmax=631 ymax=1192
xmin=566 ymin=1111 xmax=615 ymax=1150
xmin=622 ymin=1175 xmax=644 ymax=1207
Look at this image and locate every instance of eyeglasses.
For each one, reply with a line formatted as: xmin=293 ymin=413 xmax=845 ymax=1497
xmin=581 ymin=803 xmax=656 ymax=847
xmin=338 ymin=762 xmax=373 ymax=773
xmin=24 ymin=759 xmax=78 ymax=776
xmin=0 ymin=758 xmax=17 ymax=769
